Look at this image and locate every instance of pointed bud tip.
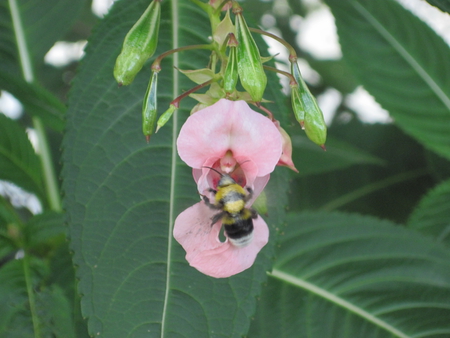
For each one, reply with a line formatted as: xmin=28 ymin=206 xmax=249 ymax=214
xmin=118 ymin=82 xmax=123 ymax=88
xmin=145 ymin=135 xmax=151 ymax=143
xmin=321 ymin=144 xmax=327 ymax=151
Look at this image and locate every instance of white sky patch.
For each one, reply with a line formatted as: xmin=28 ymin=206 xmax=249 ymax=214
xmin=396 ymin=0 xmax=450 ymax=44
xmin=92 ymin=0 xmax=117 ymax=17
xmin=26 ymin=128 xmax=40 ymax=154
xmin=346 ymin=87 xmax=392 ymax=124
xmin=0 ymin=91 xmax=23 ymax=119
xmin=296 ymin=5 xmax=342 ymax=60
xmin=0 ymin=181 xmax=42 ymax=215
xmin=317 ymin=87 xmax=342 ymax=125
xmin=44 ymin=40 xmax=87 ymax=68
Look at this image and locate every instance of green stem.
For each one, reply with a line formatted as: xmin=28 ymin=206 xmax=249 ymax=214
xmin=171 ymin=79 xmax=214 ymax=108
xmin=319 ymin=169 xmax=428 ymax=211
xmin=188 ymin=0 xmax=210 ymax=11
xmin=22 ymin=253 xmax=41 ymax=338
xmin=253 ymin=102 xmax=274 ymax=121
xmin=9 ymin=0 xmax=62 ymax=212
xmin=249 ymin=27 xmax=298 ymax=60
xmin=263 ymin=65 xmax=296 ymax=84
xmin=33 ymin=118 xmax=62 ymax=211
xmin=152 ymin=44 xmax=214 ymax=71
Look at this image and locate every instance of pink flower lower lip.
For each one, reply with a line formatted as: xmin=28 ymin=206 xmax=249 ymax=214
xmin=174 ymin=202 xmax=269 ymax=278
xmin=174 ymin=99 xmax=283 ymax=278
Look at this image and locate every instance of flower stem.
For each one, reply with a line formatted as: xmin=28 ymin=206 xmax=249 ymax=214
xmin=254 ymin=102 xmax=275 ymax=121
xmin=171 ymin=79 xmax=214 ymax=108
xmin=188 ymin=0 xmax=210 ymax=11
xmin=214 ymin=0 xmax=231 ymax=14
xmin=249 ymin=27 xmax=298 ymax=61
xmin=22 ymin=253 xmax=42 ymax=338
xmin=263 ymin=65 xmax=296 ymax=85
xmin=9 ymin=0 xmax=61 ymax=212
xmin=152 ymin=44 xmax=214 ymax=72
xmin=33 ymin=117 xmax=62 ymax=211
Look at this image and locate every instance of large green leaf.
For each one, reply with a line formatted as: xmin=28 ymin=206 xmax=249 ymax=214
xmin=0 ymin=256 xmax=77 ymax=338
xmin=62 ymin=0 xmax=289 ymax=337
xmin=0 ymin=0 xmax=86 ymax=76
xmin=0 ymin=113 xmax=45 ymax=201
xmin=326 ymin=0 xmax=450 ymax=160
xmin=408 ymin=178 xmax=450 ymax=247
xmin=426 ymin=0 xmax=450 ymax=14
xmin=291 ymin=133 xmax=385 ymax=177
xmin=289 ymin=122 xmax=433 ymax=223
xmin=0 ymin=71 xmax=65 ymax=131
xmin=249 ymin=211 xmax=450 ymax=337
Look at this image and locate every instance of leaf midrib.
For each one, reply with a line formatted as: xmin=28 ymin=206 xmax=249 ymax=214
xmin=350 ymin=0 xmax=450 ymax=111
xmin=269 ymin=268 xmax=411 ymax=338
xmin=160 ymin=0 xmax=179 ymax=336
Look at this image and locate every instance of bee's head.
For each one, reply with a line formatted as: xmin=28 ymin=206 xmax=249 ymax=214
xmin=217 ymin=174 xmax=236 ymax=187
xmin=202 ymin=166 xmax=237 ymax=188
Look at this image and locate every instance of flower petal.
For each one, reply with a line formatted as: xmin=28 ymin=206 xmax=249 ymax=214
xmin=173 ymin=202 xmax=269 ymax=278
xmin=177 ymin=99 xmax=282 ymax=177
xmin=274 ymin=120 xmax=298 ymax=173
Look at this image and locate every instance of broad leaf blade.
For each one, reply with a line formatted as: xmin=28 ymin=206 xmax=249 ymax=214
xmin=0 ymin=257 xmax=77 ymax=338
xmin=291 ymin=133 xmax=385 ymax=177
xmin=0 ymin=0 xmax=85 ymax=75
xmin=249 ymin=211 xmax=450 ymax=337
xmin=62 ymin=0 xmax=288 ymax=337
xmin=326 ymin=0 xmax=450 ymax=160
xmin=426 ymin=0 xmax=450 ymax=14
xmin=0 ymin=114 xmax=44 ymax=201
xmin=0 ymin=71 xmax=65 ymax=131
xmin=24 ymin=211 xmax=65 ymax=255
xmin=408 ymin=178 xmax=450 ymax=246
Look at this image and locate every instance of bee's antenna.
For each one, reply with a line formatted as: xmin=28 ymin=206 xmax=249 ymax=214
xmin=202 ymin=166 xmax=224 ymax=176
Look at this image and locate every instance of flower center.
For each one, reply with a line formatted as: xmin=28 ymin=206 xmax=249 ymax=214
xmin=220 ymin=151 xmax=237 ymax=173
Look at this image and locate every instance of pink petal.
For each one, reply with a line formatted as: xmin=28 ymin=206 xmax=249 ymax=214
xmin=173 ymin=202 xmax=269 ymax=278
xmin=177 ymin=99 xmax=282 ymax=177
xmin=274 ymin=121 xmax=298 ymax=173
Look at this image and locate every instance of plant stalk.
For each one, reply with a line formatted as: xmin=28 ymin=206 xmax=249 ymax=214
xmin=22 ymin=253 xmax=41 ymax=338
xmin=8 ymin=0 xmax=62 ymax=212
xmin=152 ymin=44 xmax=214 ymax=71
xmin=249 ymin=27 xmax=298 ymax=60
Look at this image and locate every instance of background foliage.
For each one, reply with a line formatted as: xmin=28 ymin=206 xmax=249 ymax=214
xmin=1 ymin=0 xmax=450 ymax=337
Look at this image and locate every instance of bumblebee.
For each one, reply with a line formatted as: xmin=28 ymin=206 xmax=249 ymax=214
xmin=201 ymin=167 xmax=258 ymax=247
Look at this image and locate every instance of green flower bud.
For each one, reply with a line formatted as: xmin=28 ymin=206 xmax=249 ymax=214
xmin=142 ymin=71 xmax=158 ymax=141
xmin=291 ymin=61 xmax=327 ymax=147
xmin=290 ymin=83 xmax=305 ymax=128
xmin=234 ymin=6 xmax=267 ymax=102
xmin=223 ymin=33 xmax=238 ymax=94
xmin=156 ymin=104 xmax=177 ymax=132
xmin=114 ymin=0 xmax=161 ymax=86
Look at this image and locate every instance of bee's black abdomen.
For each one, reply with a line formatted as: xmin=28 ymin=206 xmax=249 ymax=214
xmin=224 ymin=216 xmax=254 ymax=247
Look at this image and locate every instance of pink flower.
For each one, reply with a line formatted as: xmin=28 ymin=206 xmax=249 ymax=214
xmin=274 ymin=120 xmax=298 ymax=173
xmin=174 ymin=99 xmax=283 ymax=278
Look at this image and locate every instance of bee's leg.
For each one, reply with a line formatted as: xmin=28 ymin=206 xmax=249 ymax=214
xmin=250 ymin=208 xmax=258 ymax=219
xmin=207 ymin=188 xmax=217 ymax=195
xmin=211 ymin=211 xmax=226 ymax=226
xmin=244 ymin=187 xmax=254 ymax=202
xmin=201 ymin=194 xmax=221 ymax=210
